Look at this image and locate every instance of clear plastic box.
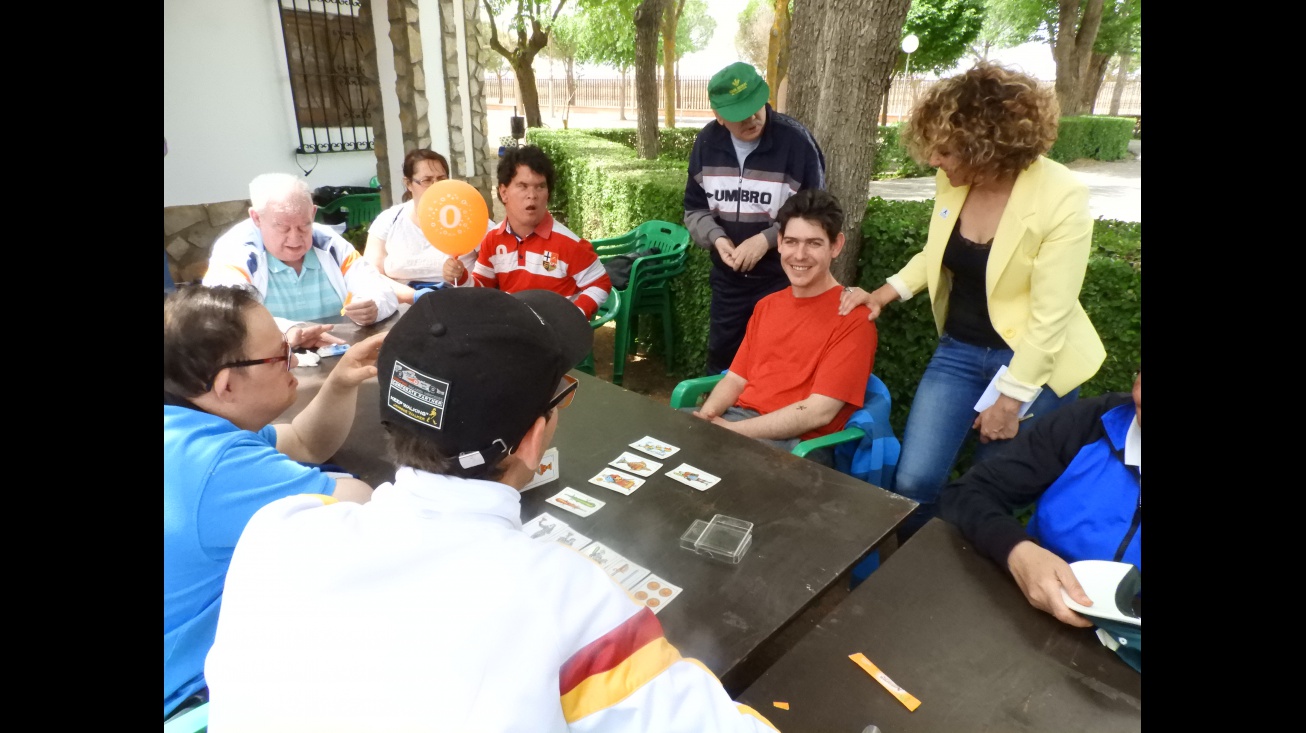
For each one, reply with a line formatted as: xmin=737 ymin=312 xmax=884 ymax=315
xmin=680 ymin=514 xmax=753 ymax=564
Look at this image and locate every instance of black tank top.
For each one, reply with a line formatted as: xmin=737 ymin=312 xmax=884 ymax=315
xmin=941 ymin=219 xmax=1008 ymax=349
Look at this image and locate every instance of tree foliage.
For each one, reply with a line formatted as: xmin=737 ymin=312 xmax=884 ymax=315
xmin=735 ymin=0 xmax=771 ymax=70
xmin=896 ymin=0 xmax=986 ymax=76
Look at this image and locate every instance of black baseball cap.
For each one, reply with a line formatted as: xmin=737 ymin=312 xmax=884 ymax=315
xmin=377 ymin=288 xmax=593 ymax=472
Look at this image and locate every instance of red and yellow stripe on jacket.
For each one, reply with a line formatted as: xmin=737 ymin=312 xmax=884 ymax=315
xmin=559 ymin=607 xmax=678 ymax=722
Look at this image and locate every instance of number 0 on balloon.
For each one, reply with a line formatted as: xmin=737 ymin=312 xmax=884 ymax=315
xmin=418 ymin=179 xmax=490 ymax=256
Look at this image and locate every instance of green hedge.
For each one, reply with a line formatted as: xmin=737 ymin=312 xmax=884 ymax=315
xmin=858 ymin=197 xmax=1141 ymax=436
xmin=1047 ymin=116 xmax=1134 ymax=163
xmin=873 ymin=125 xmax=937 ymax=180
xmin=568 ymin=127 xmax=701 ymax=163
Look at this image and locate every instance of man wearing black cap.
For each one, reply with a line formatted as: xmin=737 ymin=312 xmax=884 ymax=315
xmin=205 ymin=288 xmax=777 ymax=732
xmin=685 ymin=61 xmax=827 ymax=375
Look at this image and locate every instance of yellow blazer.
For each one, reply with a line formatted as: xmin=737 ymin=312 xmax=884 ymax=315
xmin=889 ymin=156 xmax=1106 ymax=397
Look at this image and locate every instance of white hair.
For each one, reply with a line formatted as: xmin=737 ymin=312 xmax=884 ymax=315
xmin=248 ymin=173 xmax=313 ymax=215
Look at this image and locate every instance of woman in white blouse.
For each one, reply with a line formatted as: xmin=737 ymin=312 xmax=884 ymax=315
xmin=362 ymin=149 xmax=494 ymax=303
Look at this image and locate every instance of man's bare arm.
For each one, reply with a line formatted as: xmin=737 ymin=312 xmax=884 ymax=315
xmin=715 ymin=393 xmax=845 ymax=441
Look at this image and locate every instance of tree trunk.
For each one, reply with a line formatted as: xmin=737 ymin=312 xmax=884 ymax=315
xmin=766 ymin=0 xmax=791 ymax=107
xmin=788 ymin=0 xmax=912 ymax=285
xmin=661 ymin=0 xmax=683 ymax=128
xmin=634 ymin=0 xmax=665 ymax=159
xmin=1109 ymin=52 xmax=1130 ymax=116
xmin=514 ymin=60 xmax=544 ymax=127
xmin=619 ymin=68 xmax=628 ymax=121
xmin=480 ymin=0 xmax=560 ymax=128
xmin=880 ymin=75 xmax=892 ymax=126
xmin=1051 ymin=0 xmax=1106 ymax=116
xmin=1081 ymin=51 xmax=1111 ymax=114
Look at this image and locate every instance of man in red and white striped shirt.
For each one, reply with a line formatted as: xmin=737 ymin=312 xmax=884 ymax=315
xmin=472 ymin=146 xmax=611 ymax=318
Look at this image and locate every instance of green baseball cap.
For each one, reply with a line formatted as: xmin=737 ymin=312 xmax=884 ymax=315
xmin=708 ymin=62 xmax=770 ymax=122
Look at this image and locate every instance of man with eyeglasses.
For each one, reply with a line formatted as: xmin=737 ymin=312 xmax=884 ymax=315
xmin=203 ymin=172 xmax=398 ymax=328
xmin=164 ymin=285 xmax=383 ymax=719
xmin=205 ymin=288 xmax=777 ymax=732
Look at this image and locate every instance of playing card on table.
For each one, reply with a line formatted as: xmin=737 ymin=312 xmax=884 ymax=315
xmin=521 ymin=512 xmax=567 ymax=541
xmin=580 ymin=541 xmax=624 ymax=571
xmin=545 ymin=487 xmax=606 ymax=518
xmin=587 ymin=467 xmax=645 ymax=496
xmin=552 ymin=527 xmax=592 ymax=551
xmin=523 ymin=447 xmax=560 ymax=491
xmin=630 ymin=436 xmax=680 ymax=460
xmin=609 ymin=451 xmax=662 ymax=477
xmin=630 ymin=574 xmax=682 ymax=614
xmin=609 ymin=559 xmax=651 ymax=590
xmin=665 ymin=463 xmax=721 ymax=491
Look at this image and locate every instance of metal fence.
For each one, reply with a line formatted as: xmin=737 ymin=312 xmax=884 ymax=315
xmin=484 ymin=74 xmax=1142 ymax=119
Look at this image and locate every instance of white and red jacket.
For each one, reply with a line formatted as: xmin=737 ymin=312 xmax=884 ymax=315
xmin=472 ymin=213 xmax=611 ymax=318
xmin=205 ymin=469 xmax=776 ymax=732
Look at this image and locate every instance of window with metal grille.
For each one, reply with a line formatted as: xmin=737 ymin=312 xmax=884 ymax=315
xmin=278 ymin=0 xmax=377 ymax=154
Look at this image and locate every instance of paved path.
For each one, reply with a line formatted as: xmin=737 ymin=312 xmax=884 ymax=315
xmin=868 ymin=140 xmax=1141 ymax=222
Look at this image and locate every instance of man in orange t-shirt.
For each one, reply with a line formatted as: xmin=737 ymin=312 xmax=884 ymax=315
xmin=691 ymin=189 xmax=877 ymax=465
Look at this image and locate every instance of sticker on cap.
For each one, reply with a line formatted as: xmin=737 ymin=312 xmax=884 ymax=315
xmin=386 ymin=359 xmax=450 ymax=430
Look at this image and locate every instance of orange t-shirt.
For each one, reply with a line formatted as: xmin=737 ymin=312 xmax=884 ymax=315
xmin=731 ymin=285 xmax=877 ymax=440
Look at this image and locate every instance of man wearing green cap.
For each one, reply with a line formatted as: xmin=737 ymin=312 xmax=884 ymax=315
xmin=685 ymin=61 xmax=826 ymax=375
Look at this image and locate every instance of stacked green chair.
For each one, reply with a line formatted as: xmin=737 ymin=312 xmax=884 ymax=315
xmin=315 ymin=193 xmax=382 ymax=230
xmin=575 ymin=288 xmax=623 ymax=376
xmin=589 ymin=221 xmax=691 ymax=386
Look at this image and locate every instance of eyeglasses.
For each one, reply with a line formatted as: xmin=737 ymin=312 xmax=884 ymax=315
xmin=412 ymin=175 xmax=447 ymax=187
xmin=545 ymin=374 xmax=579 ymax=413
xmin=203 ymin=340 xmax=293 ymax=390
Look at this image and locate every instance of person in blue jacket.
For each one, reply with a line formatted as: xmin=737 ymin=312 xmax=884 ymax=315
xmin=683 ymin=61 xmax=826 ymax=375
xmin=939 ymin=371 xmax=1141 ymax=628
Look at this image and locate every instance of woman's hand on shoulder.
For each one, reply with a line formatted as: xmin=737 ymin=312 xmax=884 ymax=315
xmin=839 ymin=284 xmax=896 ymax=321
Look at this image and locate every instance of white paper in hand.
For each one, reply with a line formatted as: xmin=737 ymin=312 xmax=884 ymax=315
xmin=973 ymin=365 xmax=1034 ymax=417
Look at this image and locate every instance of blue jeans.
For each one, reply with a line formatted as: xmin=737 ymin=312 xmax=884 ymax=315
xmin=894 ymin=333 xmax=1079 ymax=539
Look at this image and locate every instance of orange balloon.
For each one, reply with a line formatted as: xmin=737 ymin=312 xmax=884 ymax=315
xmin=417 ymin=179 xmax=490 ymax=256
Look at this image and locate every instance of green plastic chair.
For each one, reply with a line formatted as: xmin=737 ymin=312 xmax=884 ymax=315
xmin=576 ymin=288 xmax=623 ymax=376
xmin=163 ymin=701 xmax=208 ymax=733
xmin=316 ymin=193 xmax=382 ymax=230
xmin=669 ymin=373 xmax=891 ymax=461
xmin=590 ymin=221 xmax=691 ymax=386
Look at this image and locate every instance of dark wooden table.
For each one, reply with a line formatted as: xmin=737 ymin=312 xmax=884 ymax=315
xmin=736 ymin=519 xmax=1142 ymax=732
xmin=281 ymin=319 xmax=916 ymax=694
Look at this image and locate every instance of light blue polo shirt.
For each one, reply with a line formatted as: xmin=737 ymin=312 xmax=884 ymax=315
xmin=262 ymin=253 xmax=344 ymax=322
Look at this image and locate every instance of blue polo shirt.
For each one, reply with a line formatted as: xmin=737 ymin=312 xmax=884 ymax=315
xmin=262 ymin=253 xmax=344 ymax=322
xmin=163 ymin=404 xmax=336 ymax=717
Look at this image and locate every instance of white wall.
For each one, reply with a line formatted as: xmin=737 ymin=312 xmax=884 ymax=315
xmin=164 ymin=0 xmax=384 ymax=207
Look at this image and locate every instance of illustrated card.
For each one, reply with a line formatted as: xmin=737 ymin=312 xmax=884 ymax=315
xmin=665 ymin=463 xmax=721 ymax=491
xmin=609 ymin=559 xmax=650 ymax=590
xmin=521 ymin=512 xmax=566 ymax=541
xmin=608 ymin=451 xmax=662 ymax=477
xmin=629 ymin=436 xmax=681 ymax=460
xmin=545 ymin=487 xmax=606 ymax=518
xmin=552 ymin=528 xmax=592 ymax=551
xmin=522 ymin=447 xmax=560 ymax=491
xmin=587 ymin=467 xmax=646 ymax=496
xmin=580 ymin=541 xmax=624 ymax=571
xmin=630 ymin=574 xmax=683 ymax=614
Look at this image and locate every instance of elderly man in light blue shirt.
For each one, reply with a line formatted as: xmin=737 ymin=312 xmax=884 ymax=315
xmin=204 ymin=173 xmax=398 ymax=328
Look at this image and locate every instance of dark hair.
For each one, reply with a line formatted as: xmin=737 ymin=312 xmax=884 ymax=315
xmin=776 ymin=189 xmax=844 ymax=241
xmin=384 ymin=426 xmax=510 ymax=482
xmin=496 ymin=145 xmax=554 ymax=203
xmin=401 ymin=149 xmax=451 ymax=202
xmin=164 ymin=285 xmax=261 ymax=397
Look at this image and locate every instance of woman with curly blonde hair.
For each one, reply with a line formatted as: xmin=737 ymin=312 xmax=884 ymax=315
xmin=841 ymin=62 xmax=1105 ymax=540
